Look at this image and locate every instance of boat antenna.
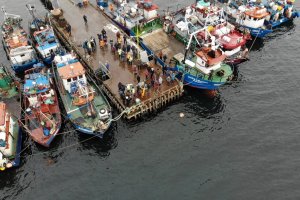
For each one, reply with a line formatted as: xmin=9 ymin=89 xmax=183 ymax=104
xmin=26 ymin=4 xmax=36 ymax=20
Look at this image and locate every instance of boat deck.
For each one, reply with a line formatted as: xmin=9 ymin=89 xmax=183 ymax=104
xmin=50 ymin=0 xmax=183 ymax=119
xmin=141 ymin=28 xmax=186 ymax=67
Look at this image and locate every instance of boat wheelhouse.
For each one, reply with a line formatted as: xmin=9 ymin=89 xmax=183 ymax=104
xmin=23 ymin=67 xmax=61 ymax=147
xmin=27 ymin=4 xmax=60 ymax=64
xmin=53 ymin=53 xmax=112 ymax=137
xmin=1 ymin=8 xmax=38 ymax=74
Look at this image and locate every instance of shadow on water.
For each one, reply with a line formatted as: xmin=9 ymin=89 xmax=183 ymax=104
xmin=246 ymin=37 xmax=265 ymax=51
xmin=247 ymin=20 xmax=296 ymax=52
xmin=182 ymin=87 xmax=225 ymax=117
xmin=77 ymin=123 xmax=118 ymax=156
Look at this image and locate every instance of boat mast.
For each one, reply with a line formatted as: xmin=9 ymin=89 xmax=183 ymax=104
xmin=26 ymin=4 xmax=37 ymax=20
xmin=183 ymin=27 xmax=205 ymax=62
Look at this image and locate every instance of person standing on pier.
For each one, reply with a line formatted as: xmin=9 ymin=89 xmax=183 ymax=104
xmin=102 ymin=28 xmax=107 ymax=38
xmin=97 ymin=33 xmax=103 ymax=43
xmin=83 ymin=15 xmax=88 ymax=24
xmin=163 ymin=54 xmax=168 ymax=63
xmin=66 ymin=24 xmax=72 ymax=36
xmin=136 ymin=75 xmax=141 ymax=83
xmin=123 ymin=34 xmax=127 ymax=45
xmin=109 ymin=39 xmax=113 ymax=49
xmin=105 ymin=61 xmax=110 ymax=71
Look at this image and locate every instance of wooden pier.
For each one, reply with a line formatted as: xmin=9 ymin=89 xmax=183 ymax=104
xmin=49 ymin=0 xmax=183 ymax=120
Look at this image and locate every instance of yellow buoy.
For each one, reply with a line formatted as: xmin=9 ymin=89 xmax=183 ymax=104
xmin=207 ymin=26 xmax=215 ymax=32
xmin=141 ymin=87 xmax=146 ymax=98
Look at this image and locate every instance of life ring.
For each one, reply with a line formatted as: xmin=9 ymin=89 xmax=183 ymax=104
xmin=100 ymin=108 xmax=106 ymax=114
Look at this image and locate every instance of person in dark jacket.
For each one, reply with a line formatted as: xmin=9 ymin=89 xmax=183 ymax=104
xmin=83 ymin=15 xmax=88 ymax=24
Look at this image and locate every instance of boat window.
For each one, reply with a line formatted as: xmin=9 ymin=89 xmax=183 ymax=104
xmin=67 ymin=78 xmax=71 ymax=82
xmin=79 ymin=75 xmax=83 ymax=79
xmin=73 ymin=77 xmax=78 ymax=81
xmin=21 ymin=54 xmax=25 ymax=57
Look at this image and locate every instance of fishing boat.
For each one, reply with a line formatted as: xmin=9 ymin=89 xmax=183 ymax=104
xmin=171 ymin=5 xmax=250 ymax=61
xmin=227 ymin=0 xmax=299 ymax=30
xmin=172 ymin=46 xmax=233 ymax=90
xmin=52 ymin=53 xmax=112 ymax=137
xmin=26 ymin=4 xmax=61 ymax=64
xmin=96 ymin=0 xmax=159 ymax=35
xmin=23 ymin=67 xmax=61 ymax=147
xmin=0 ymin=65 xmax=22 ymax=171
xmin=260 ymin=0 xmax=299 ymax=28
xmin=225 ymin=1 xmax=273 ymax=37
xmin=1 ymin=8 xmax=38 ymax=74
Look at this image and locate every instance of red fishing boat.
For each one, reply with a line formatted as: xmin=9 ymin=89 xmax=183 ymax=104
xmin=23 ymin=67 xmax=61 ymax=147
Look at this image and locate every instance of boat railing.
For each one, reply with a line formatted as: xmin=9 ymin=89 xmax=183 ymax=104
xmin=95 ymin=61 xmax=111 ymax=81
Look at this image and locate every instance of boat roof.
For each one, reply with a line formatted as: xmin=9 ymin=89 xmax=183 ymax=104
xmin=58 ymin=61 xmax=86 ymax=79
xmin=245 ymin=7 xmax=270 ymax=19
xmin=196 ymin=47 xmax=226 ymax=66
xmin=0 ymin=102 xmax=6 ymax=126
xmin=54 ymin=54 xmax=78 ymax=67
xmin=144 ymin=4 xmax=158 ymax=11
xmin=24 ymin=73 xmax=50 ymax=95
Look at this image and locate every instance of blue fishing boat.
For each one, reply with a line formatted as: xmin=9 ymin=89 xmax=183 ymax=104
xmin=0 ymin=65 xmax=22 ymax=171
xmin=171 ymin=47 xmax=234 ymax=90
xmin=1 ymin=8 xmax=38 ymax=74
xmin=23 ymin=67 xmax=61 ymax=147
xmin=225 ymin=2 xmax=273 ymax=38
xmin=52 ymin=53 xmax=112 ymax=137
xmin=262 ymin=0 xmax=299 ymax=28
xmin=26 ymin=4 xmax=60 ymax=64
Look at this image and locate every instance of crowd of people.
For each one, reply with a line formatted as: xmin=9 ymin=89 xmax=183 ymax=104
xmin=118 ymin=64 xmax=177 ymax=107
xmin=79 ymin=14 xmax=177 ymax=107
xmin=82 ymin=36 xmax=97 ymax=55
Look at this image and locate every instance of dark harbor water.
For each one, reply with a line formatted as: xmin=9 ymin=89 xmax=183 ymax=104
xmin=1 ymin=0 xmax=300 ymax=199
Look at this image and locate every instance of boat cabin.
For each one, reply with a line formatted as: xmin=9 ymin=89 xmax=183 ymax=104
xmin=9 ymin=46 xmax=35 ymax=66
xmin=241 ymin=7 xmax=270 ymax=28
xmin=57 ymin=60 xmax=87 ymax=94
xmin=138 ymin=1 xmax=159 ymax=20
xmin=193 ymin=47 xmax=226 ymax=74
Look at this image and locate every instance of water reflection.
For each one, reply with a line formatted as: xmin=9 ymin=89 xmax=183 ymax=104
xmin=77 ymin=122 xmax=118 ymax=156
xmin=183 ymin=87 xmax=225 ymax=117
